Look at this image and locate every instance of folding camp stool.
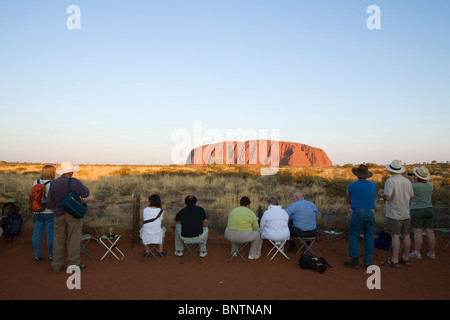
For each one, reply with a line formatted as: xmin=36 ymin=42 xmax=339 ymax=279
xmin=181 ymin=241 xmax=203 ymax=264
xmin=435 ymin=228 xmax=450 ymax=250
xmin=99 ymin=235 xmax=124 ymax=261
xmin=226 ymin=242 xmax=249 ymax=263
xmin=81 ymin=234 xmax=93 ymax=260
xmin=296 ymin=237 xmax=318 ymax=257
xmin=267 ymin=240 xmax=290 ymax=260
xmin=320 ymin=230 xmax=344 ymax=253
xmin=142 ymin=244 xmax=162 ymax=262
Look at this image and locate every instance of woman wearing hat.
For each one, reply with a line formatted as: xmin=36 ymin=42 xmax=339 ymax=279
xmin=409 ymin=166 xmax=436 ymax=260
xmin=344 ymin=164 xmax=376 ymax=269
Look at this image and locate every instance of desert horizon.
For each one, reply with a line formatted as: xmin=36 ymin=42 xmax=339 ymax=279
xmin=2 ymin=160 xmax=449 ymax=237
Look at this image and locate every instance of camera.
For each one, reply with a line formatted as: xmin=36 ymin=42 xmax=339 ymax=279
xmin=407 ymin=172 xmax=415 ymax=176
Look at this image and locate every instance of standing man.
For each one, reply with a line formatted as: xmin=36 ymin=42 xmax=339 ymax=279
xmin=344 ymin=164 xmax=376 ymax=269
xmin=47 ymin=161 xmax=90 ymax=273
xmin=171 ymin=195 xmax=208 ymax=258
xmin=285 ymin=192 xmax=319 ymax=252
xmin=379 ymin=159 xmax=414 ymax=268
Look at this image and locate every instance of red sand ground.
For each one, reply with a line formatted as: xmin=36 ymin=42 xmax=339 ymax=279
xmin=0 ymin=231 xmax=449 ymax=301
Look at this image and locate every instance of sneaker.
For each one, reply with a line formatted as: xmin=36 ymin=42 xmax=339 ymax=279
xmin=248 ymin=254 xmax=261 ymax=260
xmin=48 ymin=256 xmax=53 ymax=262
xmin=174 ymin=250 xmax=183 ymax=257
xmin=343 ymin=258 xmax=360 ymax=269
xmin=200 ymin=251 xmax=207 ymax=258
xmin=409 ymin=251 xmax=422 ymax=259
xmin=427 ymin=251 xmax=436 ymax=260
xmin=33 ymin=256 xmax=45 ymax=264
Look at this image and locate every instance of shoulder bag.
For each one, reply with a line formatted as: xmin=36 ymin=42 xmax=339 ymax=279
xmin=61 ymin=178 xmax=88 ymax=219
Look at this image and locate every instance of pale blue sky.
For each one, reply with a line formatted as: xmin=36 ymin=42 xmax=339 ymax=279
xmin=1 ymin=1 xmax=449 ymax=165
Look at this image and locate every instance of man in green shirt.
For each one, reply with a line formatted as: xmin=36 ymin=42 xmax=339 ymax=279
xmin=224 ymin=197 xmax=262 ymax=259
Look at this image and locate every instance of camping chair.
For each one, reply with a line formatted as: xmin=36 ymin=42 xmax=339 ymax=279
xmin=226 ymin=241 xmax=249 ymax=263
xmin=266 ymin=239 xmax=290 ymax=260
xmin=181 ymin=241 xmax=203 ymax=264
xmin=80 ymin=220 xmax=99 ymax=259
xmin=81 ymin=234 xmax=93 ymax=260
xmin=296 ymin=237 xmax=318 ymax=258
xmin=434 ymin=228 xmax=450 ymax=250
xmin=142 ymin=244 xmax=162 ymax=262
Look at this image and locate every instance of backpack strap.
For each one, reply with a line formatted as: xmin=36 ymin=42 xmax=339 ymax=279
xmin=67 ymin=177 xmax=72 ymax=193
xmin=143 ymin=208 xmax=163 ymax=225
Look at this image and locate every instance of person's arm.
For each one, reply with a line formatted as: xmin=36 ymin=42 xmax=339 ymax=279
xmin=259 ymin=212 xmax=267 ymax=230
xmin=380 ymin=180 xmax=393 ymax=201
xmin=46 ymin=183 xmax=56 ymax=209
xmin=73 ymin=178 xmax=90 ymax=198
xmin=161 ymin=210 xmax=165 ymax=228
xmin=203 ymin=219 xmax=208 ymax=227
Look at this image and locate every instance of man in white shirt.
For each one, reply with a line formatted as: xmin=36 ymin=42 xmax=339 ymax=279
xmin=379 ymin=160 xmax=414 ymax=268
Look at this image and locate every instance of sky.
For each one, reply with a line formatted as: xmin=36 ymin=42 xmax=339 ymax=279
xmin=0 ymin=0 xmax=449 ymax=166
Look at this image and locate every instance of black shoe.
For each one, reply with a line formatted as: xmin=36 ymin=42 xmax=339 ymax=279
xmin=33 ymin=256 xmax=45 ymax=264
xmin=344 ymin=258 xmax=360 ymax=269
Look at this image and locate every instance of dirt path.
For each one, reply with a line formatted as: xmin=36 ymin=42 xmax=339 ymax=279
xmin=1 ymin=231 xmax=449 ymax=301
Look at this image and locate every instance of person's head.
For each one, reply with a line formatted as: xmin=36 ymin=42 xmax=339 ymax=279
xmin=413 ymin=166 xmax=431 ymax=183
xmin=293 ymin=192 xmax=304 ymax=202
xmin=267 ymin=196 xmax=279 ymax=206
xmin=148 ymin=194 xmax=162 ymax=208
xmin=56 ymin=161 xmax=79 ymax=177
xmin=240 ymin=196 xmax=251 ymax=207
xmin=41 ymin=165 xmax=56 ymax=180
xmin=184 ymin=195 xmax=197 ymax=206
xmin=385 ymin=159 xmax=406 ymax=175
xmin=351 ymin=164 xmax=373 ymax=180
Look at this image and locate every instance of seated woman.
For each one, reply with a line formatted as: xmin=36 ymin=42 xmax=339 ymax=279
xmin=259 ymin=197 xmax=290 ymax=242
xmin=225 ymin=196 xmax=263 ymax=259
xmin=140 ymin=194 xmax=166 ymax=256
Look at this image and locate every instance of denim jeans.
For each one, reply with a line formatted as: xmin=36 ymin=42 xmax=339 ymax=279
xmin=348 ymin=208 xmax=375 ymax=266
xmin=32 ymin=213 xmax=54 ymax=257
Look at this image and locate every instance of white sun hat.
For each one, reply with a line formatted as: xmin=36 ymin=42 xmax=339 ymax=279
xmin=413 ymin=166 xmax=431 ymax=180
xmin=56 ymin=161 xmax=79 ymax=175
xmin=385 ymin=159 xmax=406 ymax=174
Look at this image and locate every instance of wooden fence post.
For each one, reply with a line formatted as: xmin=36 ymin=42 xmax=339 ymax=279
xmin=132 ymin=191 xmax=141 ymax=248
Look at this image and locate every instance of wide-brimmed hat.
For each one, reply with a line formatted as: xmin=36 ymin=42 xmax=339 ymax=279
xmin=56 ymin=161 xmax=79 ymax=175
xmin=385 ymin=159 xmax=406 ymax=174
xmin=413 ymin=166 xmax=431 ymax=180
xmin=352 ymin=164 xmax=373 ymax=179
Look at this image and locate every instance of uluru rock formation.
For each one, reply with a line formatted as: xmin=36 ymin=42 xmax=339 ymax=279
xmin=186 ymin=140 xmax=332 ymax=167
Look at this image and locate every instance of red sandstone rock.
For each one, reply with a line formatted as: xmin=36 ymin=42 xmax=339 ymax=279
xmin=186 ymin=140 xmax=332 ymax=167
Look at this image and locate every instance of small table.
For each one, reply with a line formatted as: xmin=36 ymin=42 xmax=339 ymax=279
xmin=99 ymin=235 xmax=124 ymax=261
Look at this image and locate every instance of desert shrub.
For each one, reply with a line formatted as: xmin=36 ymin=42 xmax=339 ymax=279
xmin=275 ymin=170 xmax=295 ymax=185
xmin=432 ymin=187 xmax=450 ymax=206
xmin=296 ymin=175 xmax=326 ymax=187
xmin=325 ymin=179 xmax=353 ymax=198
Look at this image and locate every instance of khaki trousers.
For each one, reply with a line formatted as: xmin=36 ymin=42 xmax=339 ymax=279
xmin=51 ymin=213 xmax=83 ymax=273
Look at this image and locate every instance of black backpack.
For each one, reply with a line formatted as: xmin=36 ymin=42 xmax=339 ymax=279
xmin=299 ymin=254 xmax=331 ymax=274
xmin=374 ymin=230 xmax=391 ymax=250
xmin=1 ymin=203 xmax=23 ymax=242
